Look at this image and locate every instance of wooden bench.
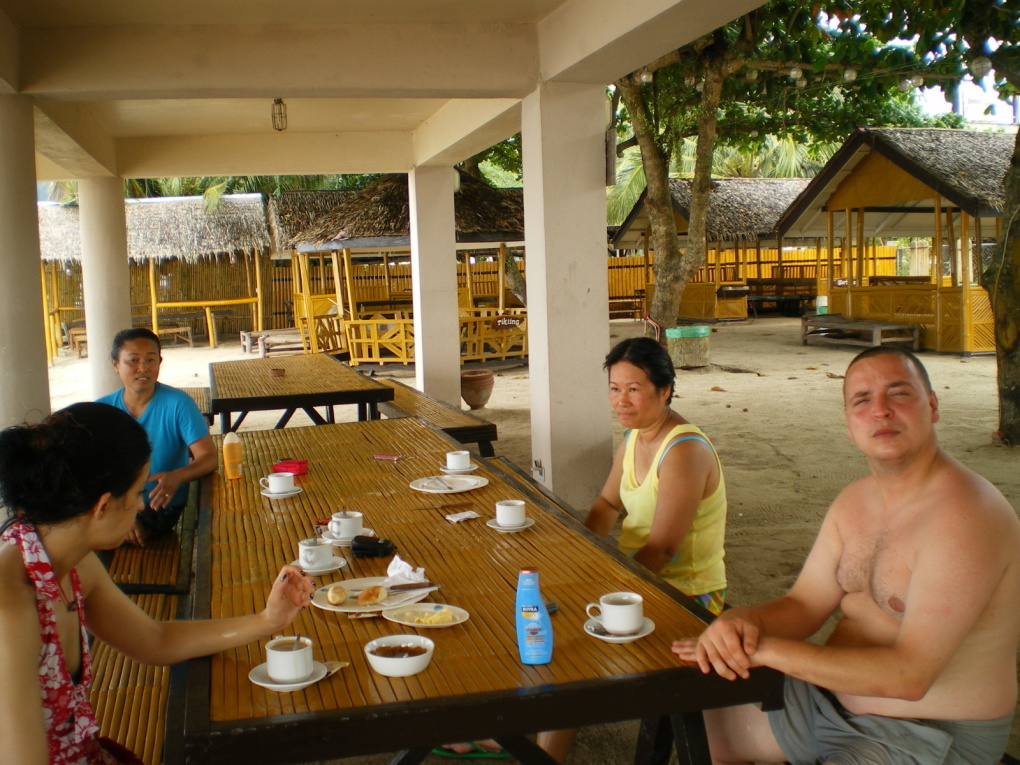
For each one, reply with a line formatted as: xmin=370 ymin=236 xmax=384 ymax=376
xmin=89 ymin=592 xmax=181 ymax=765
xmin=181 ymin=387 xmax=213 ymax=427
xmin=801 ymin=314 xmax=921 ymax=352
xmin=67 ymin=326 xmax=192 ymax=358
xmin=240 ymin=328 xmax=306 ymax=358
xmin=377 ymin=377 xmax=498 ymax=457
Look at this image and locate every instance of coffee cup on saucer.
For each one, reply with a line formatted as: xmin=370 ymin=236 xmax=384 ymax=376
xmin=495 ymin=499 xmax=526 ymax=528
xmin=260 ymin=472 xmax=295 ymax=494
xmin=586 ymin=592 xmax=643 ymax=635
xmin=298 ymin=537 xmax=333 ymax=569
xmin=446 ymin=451 xmax=471 ymax=470
xmin=265 ymin=635 xmax=314 ymax=683
xmin=328 ymin=510 xmax=363 ymax=539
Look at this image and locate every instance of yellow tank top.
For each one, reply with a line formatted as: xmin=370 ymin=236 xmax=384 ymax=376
xmin=617 ymin=423 xmax=727 ymax=596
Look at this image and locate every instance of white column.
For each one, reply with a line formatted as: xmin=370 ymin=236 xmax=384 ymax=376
xmin=78 ymin=177 xmax=132 ymax=397
xmin=409 ymin=166 xmax=461 ymax=405
xmin=522 ymin=82 xmax=612 ymax=510
xmin=0 ymin=96 xmax=51 ymax=425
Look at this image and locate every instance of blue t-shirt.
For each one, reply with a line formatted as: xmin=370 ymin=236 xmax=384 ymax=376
xmin=97 ymin=383 xmax=209 ymax=506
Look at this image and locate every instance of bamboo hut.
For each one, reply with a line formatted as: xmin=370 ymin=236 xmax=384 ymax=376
xmin=280 ymin=173 xmax=528 ymax=363
xmin=777 ymin=127 xmax=1011 ymax=353
xmin=612 ymin=178 xmax=837 ymax=320
xmin=38 ymin=194 xmax=269 ymax=360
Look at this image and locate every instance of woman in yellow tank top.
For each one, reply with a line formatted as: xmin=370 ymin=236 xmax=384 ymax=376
xmin=588 ymin=337 xmax=727 ymax=614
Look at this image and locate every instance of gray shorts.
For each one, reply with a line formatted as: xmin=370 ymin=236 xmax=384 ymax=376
xmin=767 ymin=676 xmax=1011 ymax=765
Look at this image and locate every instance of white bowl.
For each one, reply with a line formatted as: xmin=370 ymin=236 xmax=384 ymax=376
xmin=364 ymin=634 xmax=435 ymax=677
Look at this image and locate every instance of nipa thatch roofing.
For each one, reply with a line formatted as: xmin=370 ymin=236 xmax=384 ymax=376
xmin=614 ymin=177 xmax=809 ymax=249
xmin=37 ymin=193 xmax=270 ymax=263
xmin=265 ymin=190 xmax=357 ymax=255
xmin=290 ymin=172 xmax=525 ymax=252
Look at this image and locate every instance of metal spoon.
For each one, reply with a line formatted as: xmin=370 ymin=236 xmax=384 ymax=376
xmin=290 ymin=634 xmax=305 ymax=650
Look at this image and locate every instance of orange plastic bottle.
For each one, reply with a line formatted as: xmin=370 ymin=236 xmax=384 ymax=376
xmin=222 ymin=432 xmax=243 ymax=480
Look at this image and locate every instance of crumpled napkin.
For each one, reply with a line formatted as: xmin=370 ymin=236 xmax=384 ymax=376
xmin=383 ymin=554 xmax=427 ymax=587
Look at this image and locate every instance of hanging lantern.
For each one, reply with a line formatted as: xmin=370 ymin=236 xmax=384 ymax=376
xmin=638 ymin=70 xmax=653 ymax=84
xmin=910 ymin=75 xmax=924 ymax=88
xmin=897 ymin=78 xmax=913 ymax=92
xmin=271 ymin=98 xmax=287 ymax=131
xmin=789 ymin=66 xmax=803 ymax=80
xmin=795 ymin=77 xmax=807 ymax=89
xmin=969 ymin=56 xmax=992 ymax=80
xmin=842 ymin=68 xmax=858 ymax=83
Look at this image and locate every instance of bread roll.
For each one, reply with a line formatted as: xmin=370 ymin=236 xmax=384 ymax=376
xmin=357 ymin=585 xmax=388 ymax=606
xmin=326 ymin=584 xmax=348 ymax=605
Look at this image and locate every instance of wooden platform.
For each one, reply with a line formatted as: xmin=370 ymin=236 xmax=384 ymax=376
xmin=376 ymin=377 xmax=498 ymax=457
xmin=801 ymin=314 xmax=920 ymax=351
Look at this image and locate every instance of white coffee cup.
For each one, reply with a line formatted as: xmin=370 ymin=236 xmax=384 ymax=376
xmin=586 ymin=592 xmax=644 ymax=635
xmin=265 ymin=635 xmax=314 ymax=683
xmin=495 ymin=499 xmax=526 ymax=528
xmin=328 ymin=510 xmax=363 ymax=539
xmin=446 ymin=450 xmax=471 ymax=470
xmin=298 ymin=537 xmax=333 ymax=569
xmin=260 ymin=472 xmax=295 ymax=494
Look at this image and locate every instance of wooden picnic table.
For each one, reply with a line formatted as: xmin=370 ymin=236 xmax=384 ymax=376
xmin=165 ymin=419 xmax=782 ymax=765
xmin=208 ymin=353 xmax=394 ymax=432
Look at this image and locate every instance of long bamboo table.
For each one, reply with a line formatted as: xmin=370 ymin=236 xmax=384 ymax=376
xmin=209 ymin=353 xmax=394 ymax=431
xmin=166 ymin=419 xmax=782 ymax=764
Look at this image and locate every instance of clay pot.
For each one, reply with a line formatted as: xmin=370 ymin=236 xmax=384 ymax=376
xmin=460 ymin=369 xmax=495 ymax=410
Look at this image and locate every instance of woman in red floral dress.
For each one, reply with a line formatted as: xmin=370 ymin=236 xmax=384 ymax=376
xmin=0 ymin=402 xmax=313 ymax=764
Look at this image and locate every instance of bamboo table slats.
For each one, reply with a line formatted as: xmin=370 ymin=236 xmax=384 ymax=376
xmin=106 ymin=493 xmax=197 ymax=594
xmin=208 ymin=353 xmax=394 ymax=431
xmin=171 ymin=419 xmax=782 ymax=765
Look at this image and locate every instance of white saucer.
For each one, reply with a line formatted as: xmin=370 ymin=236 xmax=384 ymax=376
xmin=249 ymin=660 xmax=327 ymax=692
xmin=584 ymin=617 xmax=655 ymax=644
xmin=440 ymin=463 xmax=479 ymax=475
xmin=290 ymin=555 xmax=347 ymax=575
xmin=486 ymin=518 xmax=535 ymax=533
xmin=260 ymin=486 xmax=303 ymax=499
xmin=321 ymin=528 xmax=376 ymax=547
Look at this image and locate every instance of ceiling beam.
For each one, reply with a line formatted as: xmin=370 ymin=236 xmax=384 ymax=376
xmin=114 ymin=132 xmax=415 ymax=178
xmin=34 ymin=102 xmax=117 ymax=178
xmin=0 ymin=8 xmax=17 ymax=94
xmin=413 ymin=99 xmax=521 ymax=167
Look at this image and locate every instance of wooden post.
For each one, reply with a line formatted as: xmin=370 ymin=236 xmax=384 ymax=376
xmin=960 ymin=214 xmax=972 ymax=352
xmin=933 ymin=195 xmax=943 ymax=351
xmin=40 ymin=261 xmax=54 ymax=364
xmin=342 ymin=249 xmax=356 ymax=319
xmin=498 ymin=243 xmax=506 ymax=312
xmin=826 ymin=212 xmax=835 ymax=296
xmin=254 ymin=249 xmax=264 ymax=331
xmin=856 ymin=209 xmax=865 ymax=288
xmin=148 ymin=259 xmax=159 ymax=330
xmin=946 ymin=209 xmax=958 ymax=287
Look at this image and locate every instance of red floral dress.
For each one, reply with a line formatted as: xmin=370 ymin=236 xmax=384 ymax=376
xmin=2 ymin=520 xmax=120 ymax=764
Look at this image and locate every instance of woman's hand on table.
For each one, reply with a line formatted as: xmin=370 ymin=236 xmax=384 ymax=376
xmin=263 ymin=566 xmax=314 ymax=632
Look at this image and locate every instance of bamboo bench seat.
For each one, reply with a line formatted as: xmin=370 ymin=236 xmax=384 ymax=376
xmin=801 ymin=314 xmax=921 ymax=352
xmin=180 ymin=386 xmax=213 ymax=426
xmin=377 ymin=377 xmax=498 ymax=457
xmin=106 ymin=486 xmax=197 ymax=595
xmin=239 ymin=328 xmax=306 ymax=358
xmin=90 ymin=592 xmax=180 ymax=765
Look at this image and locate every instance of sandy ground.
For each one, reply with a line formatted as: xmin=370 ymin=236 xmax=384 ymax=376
xmin=48 ymin=317 xmax=1020 ymax=762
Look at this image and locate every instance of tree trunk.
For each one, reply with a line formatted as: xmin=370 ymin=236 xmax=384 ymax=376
xmin=617 ymin=76 xmax=682 ymax=338
xmin=504 ymin=252 xmax=527 ymax=306
xmin=984 ymin=129 xmax=1020 ymax=444
xmin=682 ymin=60 xmax=726 ymax=290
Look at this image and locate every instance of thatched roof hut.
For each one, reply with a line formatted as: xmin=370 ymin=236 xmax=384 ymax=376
xmin=38 ymin=193 xmax=269 ymax=262
xmin=778 ymin=127 xmax=1013 ymax=239
xmin=290 ymin=172 xmax=525 ymax=252
xmin=613 ymin=178 xmax=810 ymax=250
xmin=265 ymin=190 xmax=357 ymax=257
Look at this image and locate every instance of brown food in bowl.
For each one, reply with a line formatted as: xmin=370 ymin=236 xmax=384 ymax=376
xmin=371 ymin=644 xmax=428 ymax=659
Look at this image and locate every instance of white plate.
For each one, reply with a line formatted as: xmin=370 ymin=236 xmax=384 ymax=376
xmin=486 ymin=518 xmax=535 ymax=533
xmin=584 ymin=617 xmax=655 ymax=644
xmin=312 ymin=576 xmax=437 ymax=613
xmin=409 ymin=475 xmax=489 ymax=494
xmin=289 ymin=556 xmax=347 ymax=575
xmin=260 ymin=486 xmax=304 ymax=499
xmin=383 ymin=603 xmax=469 ymax=628
xmin=320 ymin=528 xmax=376 ymax=547
xmin=440 ymin=463 xmax=479 ymax=475
xmin=249 ymin=660 xmax=327 ymax=692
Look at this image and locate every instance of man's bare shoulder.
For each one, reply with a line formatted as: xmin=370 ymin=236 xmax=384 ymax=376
xmin=925 ymin=452 xmax=1020 ymax=541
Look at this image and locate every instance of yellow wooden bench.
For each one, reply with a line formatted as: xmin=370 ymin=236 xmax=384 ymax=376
xmin=376 ymin=377 xmax=498 ymax=457
xmin=180 ymin=387 xmax=213 ymax=427
xmin=89 ymin=592 xmax=180 ymax=765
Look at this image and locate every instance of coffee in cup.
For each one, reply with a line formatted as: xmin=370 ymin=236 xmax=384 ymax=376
xmin=260 ymin=472 xmax=295 ymax=494
xmin=446 ymin=450 xmax=471 ymax=470
xmin=298 ymin=537 xmax=333 ymax=569
xmin=585 ymin=592 xmax=643 ymax=635
xmin=328 ymin=510 xmax=363 ymax=539
xmin=495 ymin=499 xmax=526 ymax=528
xmin=265 ymin=635 xmax=314 ymax=683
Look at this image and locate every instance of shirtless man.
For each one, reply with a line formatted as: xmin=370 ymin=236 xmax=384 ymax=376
xmin=673 ymin=346 xmax=1020 ymax=765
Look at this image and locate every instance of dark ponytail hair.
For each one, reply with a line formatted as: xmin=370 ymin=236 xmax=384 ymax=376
xmin=0 ymin=402 xmax=151 ymax=526
xmin=604 ymin=337 xmax=676 ymax=397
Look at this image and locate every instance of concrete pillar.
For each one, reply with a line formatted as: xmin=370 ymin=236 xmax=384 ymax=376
xmin=78 ymin=177 xmax=132 ymax=397
xmin=0 ymin=95 xmax=51 ymax=425
xmin=522 ymin=82 xmax=612 ymax=510
xmin=409 ymin=166 xmax=461 ymax=405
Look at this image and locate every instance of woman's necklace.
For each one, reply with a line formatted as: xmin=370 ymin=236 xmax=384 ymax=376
xmin=55 ymin=577 xmax=77 ymax=612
